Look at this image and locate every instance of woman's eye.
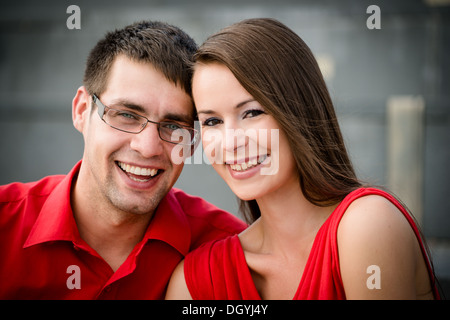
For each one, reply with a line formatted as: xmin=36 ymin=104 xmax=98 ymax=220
xmin=243 ymin=109 xmax=265 ymax=119
xmin=202 ymin=117 xmax=222 ymax=127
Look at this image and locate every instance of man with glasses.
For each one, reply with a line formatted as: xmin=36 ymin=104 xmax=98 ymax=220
xmin=0 ymin=21 xmax=246 ymax=299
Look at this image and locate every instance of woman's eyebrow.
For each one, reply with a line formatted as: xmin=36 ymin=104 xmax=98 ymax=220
xmin=235 ymin=99 xmax=256 ymax=109
xmin=197 ymin=99 xmax=257 ymax=115
xmin=197 ymin=109 xmax=215 ymax=115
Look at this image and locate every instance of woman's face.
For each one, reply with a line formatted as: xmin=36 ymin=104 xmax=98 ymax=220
xmin=193 ymin=63 xmax=298 ymax=201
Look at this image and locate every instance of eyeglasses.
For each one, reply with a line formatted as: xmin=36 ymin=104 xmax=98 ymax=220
xmin=93 ymin=94 xmax=199 ymax=146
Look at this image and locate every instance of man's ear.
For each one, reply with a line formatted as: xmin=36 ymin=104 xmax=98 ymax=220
xmin=72 ymin=86 xmax=91 ymax=134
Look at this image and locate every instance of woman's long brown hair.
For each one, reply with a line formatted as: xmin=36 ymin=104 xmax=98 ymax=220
xmin=194 ymin=18 xmax=362 ymax=223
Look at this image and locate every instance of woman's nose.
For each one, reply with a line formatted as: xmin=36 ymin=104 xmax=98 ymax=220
xmin=224 ymin=127 xmax=248 ymax=152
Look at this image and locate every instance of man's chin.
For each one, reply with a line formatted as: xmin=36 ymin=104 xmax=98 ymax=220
xmin=108 ymin=185 xmax=169 ymax=217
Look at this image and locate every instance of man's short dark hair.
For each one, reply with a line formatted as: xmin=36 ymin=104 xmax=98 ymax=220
xmin=83 ymin=21 xmax=198 ymax=97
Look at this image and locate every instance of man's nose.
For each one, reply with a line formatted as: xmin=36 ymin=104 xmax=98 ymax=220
xmin=129 ymin=122 xmax=164 ymax=158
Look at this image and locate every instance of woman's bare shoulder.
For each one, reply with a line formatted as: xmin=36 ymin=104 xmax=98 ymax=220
xmin=165 ymin=260 xmax=193 ymax=300
xmin=337 ymin=194 xmax=422 ymax=299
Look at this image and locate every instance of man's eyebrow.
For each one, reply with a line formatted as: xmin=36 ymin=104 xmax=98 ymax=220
xmin=109 ymin=99 xmax=193 ymax=124
xmin=164 ymin=112 xmax=194 ymax=125
xmin=109 ymin=99 xmax=147 ymax=114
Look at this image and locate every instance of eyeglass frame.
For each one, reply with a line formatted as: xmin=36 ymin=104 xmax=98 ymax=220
xmin=92 ymin=94 xmax=199 ymax=146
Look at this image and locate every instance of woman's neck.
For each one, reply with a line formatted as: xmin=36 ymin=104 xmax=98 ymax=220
xmin=241 ymin=181 xmax=336 ymax=258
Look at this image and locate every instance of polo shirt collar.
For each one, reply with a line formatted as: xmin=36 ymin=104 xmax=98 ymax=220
xmin=141 ymin=189 xmax=191 ymax=256
xmin=24 ymin=161 xmax=191 ymax=256
xmin=24 ymin=161 xmax=82 ymax=248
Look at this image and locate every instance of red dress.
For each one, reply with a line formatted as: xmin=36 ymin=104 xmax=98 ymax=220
xmin=184 ymin=188 xmax=440 ymax=299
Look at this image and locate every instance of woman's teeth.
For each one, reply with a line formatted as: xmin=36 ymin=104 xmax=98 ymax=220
xmin=117 ymin=161 xmax=159 ymax=182
xmin=229 ymin=155 xmax=268 ymax=172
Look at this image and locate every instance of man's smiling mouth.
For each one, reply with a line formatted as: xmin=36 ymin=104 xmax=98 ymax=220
xmin=116 ymin=161 xmax=161 ymax=182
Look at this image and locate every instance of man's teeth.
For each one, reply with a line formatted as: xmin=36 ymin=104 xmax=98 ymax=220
xmin=229 ymin=155 xmax=268 ymax=172
xmin=117 ymin=162 xmax=158 ymax=177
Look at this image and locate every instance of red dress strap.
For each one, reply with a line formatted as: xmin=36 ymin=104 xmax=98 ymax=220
xmin=295 ymin=187 xmax=439 ymax=299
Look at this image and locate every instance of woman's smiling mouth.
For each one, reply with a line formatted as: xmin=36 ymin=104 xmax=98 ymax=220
xmin=227 ymin=154 xmax=269 ymax=172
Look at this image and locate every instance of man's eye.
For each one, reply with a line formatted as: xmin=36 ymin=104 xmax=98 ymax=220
xmin=161 ymin=122 xmax=183 ymax=131
xmin=119 ymin=112 xmax=138 ymax=120
xmin=202 ymin=118 xmax=222 ymax=127
xmin=109 ymin=109 xmax=139 ymax=120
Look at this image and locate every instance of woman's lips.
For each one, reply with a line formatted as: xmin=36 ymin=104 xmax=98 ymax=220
xmin=227 ymin=154 xmax=268 ymax=172
xmin=225 ymin=154 xmax=270 ymax=180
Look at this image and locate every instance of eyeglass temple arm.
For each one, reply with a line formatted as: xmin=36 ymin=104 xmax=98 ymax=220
xmin=92 ymin=94 xmax=105 ymax=118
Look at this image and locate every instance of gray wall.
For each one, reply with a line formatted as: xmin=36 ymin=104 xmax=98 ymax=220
xmin=1 ymin=0 xmax=449 ymax=297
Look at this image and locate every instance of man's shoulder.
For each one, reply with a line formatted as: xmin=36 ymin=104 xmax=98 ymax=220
xmin=170 ymin=188 xmax=247 ymax=239
xmin=0 ymin=175 xmax=67 ymax=247
xmin=0 ymin=175 xmax=66 ymax=204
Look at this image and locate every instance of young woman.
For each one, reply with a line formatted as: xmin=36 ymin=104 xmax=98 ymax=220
xmin=166 ymin=18 xmax=439 ymax=300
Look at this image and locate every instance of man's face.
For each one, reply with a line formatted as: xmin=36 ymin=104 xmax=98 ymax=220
xmin=78 ymin=55 xmax=194 ymax=215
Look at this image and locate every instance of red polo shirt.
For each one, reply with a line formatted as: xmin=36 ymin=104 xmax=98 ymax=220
xmin=0 ymin=161 xmax=246 ymax=299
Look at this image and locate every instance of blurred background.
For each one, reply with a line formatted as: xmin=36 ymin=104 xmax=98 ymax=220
xmin=1 ymin=0 xmax=449 ymax=298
